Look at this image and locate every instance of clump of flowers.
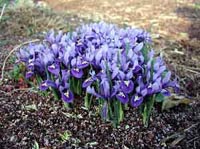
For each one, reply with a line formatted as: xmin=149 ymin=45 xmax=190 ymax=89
xmin=16 ymin=22 xmax=179 ymax=126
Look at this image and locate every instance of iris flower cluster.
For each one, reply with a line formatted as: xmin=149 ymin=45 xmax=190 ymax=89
xmin=17 ymin=22 xmax=179 ymax=125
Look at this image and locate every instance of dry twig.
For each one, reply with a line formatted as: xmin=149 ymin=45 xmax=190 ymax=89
xmin=0 ymin=4 xmax=6 ymax=21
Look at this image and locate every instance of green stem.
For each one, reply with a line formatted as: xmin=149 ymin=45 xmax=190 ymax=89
xmin=84 ymin=92 xmax=89 ymax=109
xmin=51 ymin=88 xmax=59 ymax=100
xmin=118 ymin=101 xmax=124 ymax=123
xmin=64 ymin=102 xmax=70 ymax=109
xmin=142 ymin=95 xmax=155 ymax=127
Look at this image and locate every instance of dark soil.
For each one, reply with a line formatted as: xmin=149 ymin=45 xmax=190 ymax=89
xmin=0 ymin=83 xmax=199 ymax=149
xmin=0 ymin=1 xmax=200 ymax=148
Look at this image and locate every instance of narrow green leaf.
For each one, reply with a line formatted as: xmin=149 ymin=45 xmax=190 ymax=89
xmin=118 ymin=101 xmax=124 ymax=122
xmin=155 ymin=93 xmax=165 ymax=102
xmin=51 ymin=88 xmax=59 ymax=100
xmin=141 ymin=44 xmax=149 ymax=62
xmin=84 ymin=92 xmax=89 ymax=109
xmin=32 ymin=140 xmax=39 ymax=149
xmin=142 ymin=95 xmax=155 ymax=127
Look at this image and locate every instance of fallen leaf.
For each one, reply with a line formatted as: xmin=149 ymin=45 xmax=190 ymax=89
xmin=162 ymin=94 xmax=192 ymax=111
xmin=23 ymin=104 xmax=37 ymax=111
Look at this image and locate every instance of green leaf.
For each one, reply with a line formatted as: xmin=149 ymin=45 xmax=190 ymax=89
xmin=142 ymin=95 xmax=155 ymax=127
xmin=141 ymin=44 xmax=150 ymax=62
xmin=118 ymin=101 xmax=124 ymax=122
xmin=51 ymin=88 xmax=59 ymax=100
xmin=32 ymin=140 xmax=39 ymax=149
xmin=59 ymin=130 xmax=71 ymax=143
xmin=84 ymin=92 xmax=89 ymax=109
xmin=86 ymin=141 xmax=98 ymax=146
xmin=155 ymin=93 xmax=165 ymax=102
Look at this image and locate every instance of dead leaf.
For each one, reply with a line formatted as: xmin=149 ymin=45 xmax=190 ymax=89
xmin=170 ymin=134 xmax=185 ymax=147
xmin=161 ymin=132 xmax=185 ymax=147
xmin=162 ymin=94 xmax=192 ymax=111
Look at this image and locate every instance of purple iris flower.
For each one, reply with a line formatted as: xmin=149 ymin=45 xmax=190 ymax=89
xmin=100 ymin=78 xmax=111 ymax=98
xmin=132 ymin=59 xmax=141 ymax=73
xmin=82 ymin=70 xmax=97 ymax=88
xmin=46 ymin=30 xmax=55 ymax=43
xmin=131 ymin=95 xmax=144 ymax=107
xmin=86 ymin=86 xmax=101 ymax=98
xmin=134 ymin=42 xmax=144 ymax=53
xmin=61 ymin=89 xmax=74 ymax=103
xmin=76 ymin=56 xmax=89 ymax=69
xmin=71 ymin=68 xmax=83 ymax=78
xmin=51 ymin=43 xmax=59 ymax=56
xmin=116 ymin=91 xmax=129 ymax=104
xmin=39 ymin=80 xmax=56 ymax=91
xmin=153 ymin=66 xmax=166 ymax=81
xmin=28 ymin=62 xmax=34 ymax=70
xmin=61 ymin=69 xmax=70 ymax=82
xmin=48 ymin=63 xmax=60 ymax=76
xmin=25 ymin=70 xmax=34 ymax=79
xmin=82 ymin=77 xmax=94 ymax=88
xmin=162 ymin=71 xmax=171 ymax=85
xmin=120 ymin=80 xmax=134 ymax=93
xmin=17 ymin=48 xmax=29 ymax=63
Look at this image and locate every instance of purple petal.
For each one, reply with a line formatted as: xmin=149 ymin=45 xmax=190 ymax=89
xmin=39 ymin=80 xmax=57 ymax=91
xmin=28 ymin=63 xmax=34 ymax=70
xmin=86 ymin=86 xmax=101 ymax=98
xmin=101 ymin=102 xmax=108 ymax=120
xmin=141 ymin=88 xmax=148 ymax=96
xmin=71 ymin=68 xmax=83 ymax=78
xmin=39 ymin=81 xmax=48 ymax=91
xmin=153 ymin=62 xmax=160 ymax=71
xmin=100 ymin=79 xmax=110 ymax=98
xmin=116 ymin=92 xmax=129 ymax=104
xmin=152 ymin=81 xmax=161 ymax=93
xmin=121 ymin=80 xmax=134 ymax=93
xmin=166 ymin=80 xmax=180 ymax=93
xmin=162 ymin=71 xmax=171 ymax=85
xmin=77 ymin=60 xmax=89 ymax=69
xmin=51 ymin=44 xmax=59 ymax=55
xmin=134 ymin=42 xmax=143 ymax=52
xmin=131 ymin=95 xmax=144 ymax=107
xmin=61 ymin=90 xmax=74 ymax=103
xmin=95 ymin=50 xmax=103 ymax=64
xmin=61 ymin=69 xmax=70 ymax=81
xmin=161 ymin=89 xmax=171 ymax=96
xmin=126 ymin=70 xmax=133 ymax=79
xmin=25 ymin=71 xmax=34 ymax=79
xmin=133 ymin=60 xmax=141 ymax=73
xmin=112 ymin=68 xmax=119 ymax=79
xmin=153 ymin=66 xmax=166 ymax=81
xmin=148 ymin=50 xmax=154 ymax=60
xmin=82 ymin=77 xmax=94 ymax=88
xmin=48 ymin=63 xmax=60 ymax=76
xmin=147 ymin=84 xmax=153 ymax=94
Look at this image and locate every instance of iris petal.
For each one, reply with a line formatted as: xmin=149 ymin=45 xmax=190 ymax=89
xmin=25 ymin=71 xmax=34 ymax=79
xmin=116 ymin=92 xmax=129 ymax=104
xmin=131 ymin=95 xmax=144 ymax=107
xmin=61 ymin=90 xmax=74 ymax=103
xmin=48 ymin=63 xmax=60 ymax=76
xmin=121 ymin=80 xmax=134 ymax=93
xmin=82 ymin=77 xmax=94 ymax=88
xmin=71 ymin=68 xmax=83 ymax=78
